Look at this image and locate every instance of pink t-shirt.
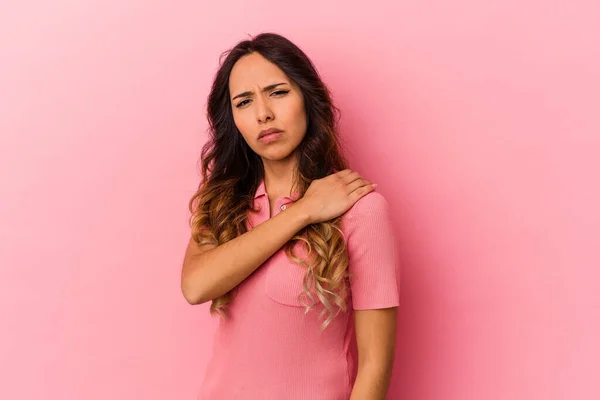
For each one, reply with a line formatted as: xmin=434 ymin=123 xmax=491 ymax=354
xmin=197 ymin=179 xmax=400 ymax=399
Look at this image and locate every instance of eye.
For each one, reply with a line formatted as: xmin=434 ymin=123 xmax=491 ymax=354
xmin=235 ymin=99 xmax=251 ymax=108
xmin=234 ymin=90 xmax=289 ymax=108
xmin=272 ymin=89 xmax=290 ymax=96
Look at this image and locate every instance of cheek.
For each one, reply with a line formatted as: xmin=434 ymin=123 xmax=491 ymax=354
xmin=232 ymin=112 xmax=252 ymax=138
xmin=295 ymin=107 xmax=308 ymax=134
xmin=285 ymin=97 xmax=307 ymax=130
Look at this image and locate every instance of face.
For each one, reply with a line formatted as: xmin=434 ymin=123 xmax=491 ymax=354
xmin=229 ymin=52 xmax=307 ymax=163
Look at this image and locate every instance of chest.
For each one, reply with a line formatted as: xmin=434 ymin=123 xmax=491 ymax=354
xmin=266 ymin=197 xmax=293 ymax=218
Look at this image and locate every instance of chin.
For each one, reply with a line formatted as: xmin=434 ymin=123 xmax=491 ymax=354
xmin=259 ymin=147 xmax=297 ymax=162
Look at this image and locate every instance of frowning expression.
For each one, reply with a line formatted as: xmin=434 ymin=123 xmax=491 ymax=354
xmin=229 ymin=52 xmax=307 ymax=162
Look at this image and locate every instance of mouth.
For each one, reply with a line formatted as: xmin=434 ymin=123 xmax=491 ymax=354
xmin=258 ymin=131 xmax=284 ymax=143
xmin=258 ymin=128 xmax=283 ymax=139
xmin=258 ymin=128 xmax=284 ymax=142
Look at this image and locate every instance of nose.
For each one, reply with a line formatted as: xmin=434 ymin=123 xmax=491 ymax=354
xmin=255 ymin=95 xmax=274 ymax=123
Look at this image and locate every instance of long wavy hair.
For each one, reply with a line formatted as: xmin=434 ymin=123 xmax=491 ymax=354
xmin=189 ymin=32 xmax=350 ymax=330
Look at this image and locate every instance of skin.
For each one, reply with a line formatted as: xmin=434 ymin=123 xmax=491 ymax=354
xmin=193 ymin=52 xmax=398 ymax=398
xmin=229 ymin=52 xmax=307 ymax=212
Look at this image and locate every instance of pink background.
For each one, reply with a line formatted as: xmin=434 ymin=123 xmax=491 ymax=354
xmin=1 ymin=1 xmax=598 ymax=399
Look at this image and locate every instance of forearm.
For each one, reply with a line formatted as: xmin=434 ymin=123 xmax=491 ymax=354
xmin=349 ymin=364 xmax=393 ymax=400
xmin=181 ymin=204 xmax=311 ymax=304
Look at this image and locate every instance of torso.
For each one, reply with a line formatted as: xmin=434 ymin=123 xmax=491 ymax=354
xmin=197 ymin=186 xmax=357 ymax=400
xmin=196 ymin=180 xmax=400 ymax=400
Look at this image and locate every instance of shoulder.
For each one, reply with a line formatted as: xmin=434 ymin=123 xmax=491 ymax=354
xmin=344 ymin=191 xmax=390 ymax=220
xmin=341 ymin=191 xmax=393 ymax=238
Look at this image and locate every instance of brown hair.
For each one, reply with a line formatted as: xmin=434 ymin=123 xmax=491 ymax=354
xmin=189 ymin=32 xmax=350 ymax=329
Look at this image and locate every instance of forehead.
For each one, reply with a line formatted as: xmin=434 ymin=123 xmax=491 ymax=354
xmin=229 ymin=52 xmax=289 ymax=91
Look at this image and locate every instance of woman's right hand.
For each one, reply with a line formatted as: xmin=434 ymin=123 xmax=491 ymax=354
xmin=296 ymin=169 xmax=376 ymax=225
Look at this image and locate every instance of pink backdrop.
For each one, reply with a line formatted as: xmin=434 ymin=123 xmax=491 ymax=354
xmin=1 ymin=1 xmax=598 ymax=399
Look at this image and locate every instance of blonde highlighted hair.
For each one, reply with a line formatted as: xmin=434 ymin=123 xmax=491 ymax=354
xmin=190 ymin=32 xmax=352 ymax=329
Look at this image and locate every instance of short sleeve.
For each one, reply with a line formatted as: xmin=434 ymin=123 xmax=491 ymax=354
xmin=344 ymin=192 xmax=400 ymax=310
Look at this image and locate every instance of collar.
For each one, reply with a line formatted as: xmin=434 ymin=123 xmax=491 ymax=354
xmin=253 ymin=179 xmax=301 ymax=201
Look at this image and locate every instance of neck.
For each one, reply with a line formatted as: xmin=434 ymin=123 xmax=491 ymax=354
xmin=261 ymin=152 xmax=299 ymax=199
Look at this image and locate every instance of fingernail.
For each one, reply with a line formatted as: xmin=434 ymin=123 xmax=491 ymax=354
xmin=372 ymin=183 xmax=378 ymax=188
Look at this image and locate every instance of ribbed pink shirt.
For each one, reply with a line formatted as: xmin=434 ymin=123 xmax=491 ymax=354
xmin=197 ymin=179 xmax=400 ymax=399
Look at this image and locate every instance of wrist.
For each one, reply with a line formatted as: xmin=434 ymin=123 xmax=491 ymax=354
xmin=291 ymin=200 xmax=313 ymax=227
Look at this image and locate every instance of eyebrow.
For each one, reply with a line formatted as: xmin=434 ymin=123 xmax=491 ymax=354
xmin=231 ymin=82 xmax=289 ymax=101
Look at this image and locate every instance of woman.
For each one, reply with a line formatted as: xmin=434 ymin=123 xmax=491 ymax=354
xmin=181 ymin=32 xmax=399 ymax=399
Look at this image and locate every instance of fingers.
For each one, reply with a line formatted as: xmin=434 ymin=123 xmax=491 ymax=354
xmin=347 ymin=177 xmax=373 ymax=196
xmin=336 ymin=169 xmax=364 ymax=186
xmin=337 ymin=169 xmax=361 ymax=185
xmin=336 ymin=170 xmax=371 ymax=190
xmin=332 ymin=169 xmax=375 ymax=198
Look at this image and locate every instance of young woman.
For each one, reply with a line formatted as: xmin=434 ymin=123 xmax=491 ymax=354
xmin=181 ymin=32 xmax=400 ymax=400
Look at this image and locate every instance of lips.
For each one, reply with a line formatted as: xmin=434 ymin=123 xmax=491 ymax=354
xmin=258 ymin=128 xmax=283 ymax=140
xmin=259 ymin=131 xmax=283 ymax=143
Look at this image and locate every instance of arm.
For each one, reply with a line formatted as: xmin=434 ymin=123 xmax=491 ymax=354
xmin=344 ymin=191 xmax=400 ymax=398
xmin=350 ymin=307 xmax=398 ymax=400
xmin=181 ymin=204 xmax=310 ymax=305
xmin=181 ymin=169 xmax=375 ymax=305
